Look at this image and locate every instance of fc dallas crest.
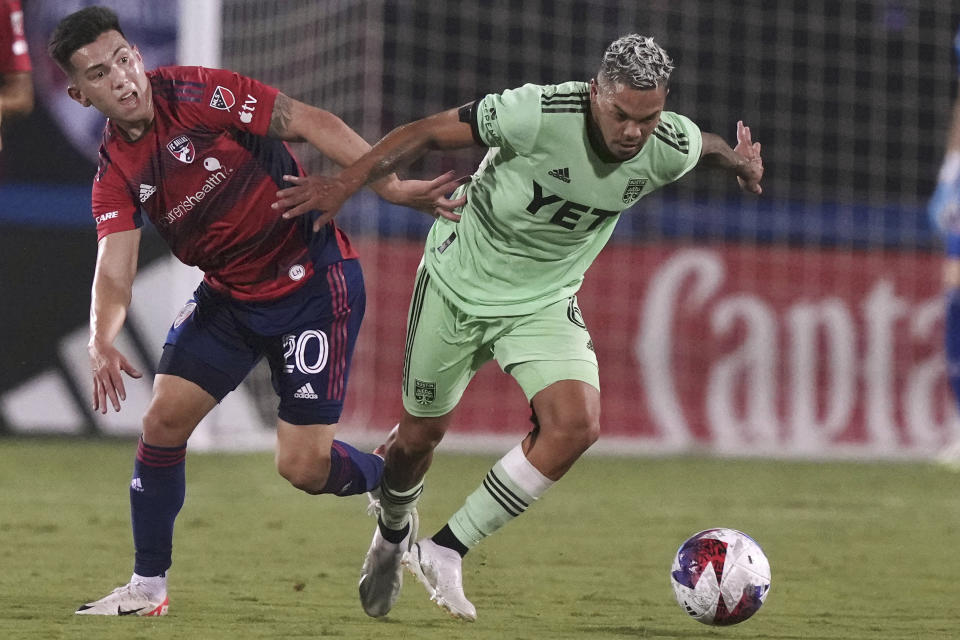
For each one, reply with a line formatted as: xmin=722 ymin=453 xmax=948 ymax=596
xmin=166 ymin=135 xmax=196 ymax=164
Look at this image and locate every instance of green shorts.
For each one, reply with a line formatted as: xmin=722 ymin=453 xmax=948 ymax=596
xmin=401 ymin=265 xmax=600 ymax=417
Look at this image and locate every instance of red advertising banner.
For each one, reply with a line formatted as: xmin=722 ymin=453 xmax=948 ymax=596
xmin=344 ymin=240 xmax=958 ymax=459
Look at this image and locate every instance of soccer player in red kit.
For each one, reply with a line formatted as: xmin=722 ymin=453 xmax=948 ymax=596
xmin=47 ymin=6 xmax=464 ymax=616
xmin=0 ymin=0 xmax=34 ymax=151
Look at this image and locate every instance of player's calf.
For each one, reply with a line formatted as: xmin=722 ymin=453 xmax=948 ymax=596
xmin=278 ymin=439 xmax=383 ymax=496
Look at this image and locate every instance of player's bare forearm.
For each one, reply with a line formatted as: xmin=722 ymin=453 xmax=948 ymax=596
xmin=268 ymin=93 xmax=374 ymax=166
xmin=699 ymin=122 xmax=763 ymax=194
xmin=273 ymin=108 xmax=475 ymax=228
xmin=699 ymin=133 xmax=742 ymax=170
xmin=89 ymin=273 xmax=130 ymax=347
xmin=339 ymin=109 xmax=476 ymax=193
xmin=89 ymin=230 xmax=143 ymax=412
xmin=267 ymin=93 xmax=413 ymax=201
xmin=89 ymin=231 xmax=140 ymax=347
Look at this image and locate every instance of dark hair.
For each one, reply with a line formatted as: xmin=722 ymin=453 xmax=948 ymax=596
xmin=48 ymin=6 xmax=125 ymax=72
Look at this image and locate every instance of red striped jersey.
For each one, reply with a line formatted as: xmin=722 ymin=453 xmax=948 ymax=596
xmin=92 ymin=65 xmax=358 ymax=302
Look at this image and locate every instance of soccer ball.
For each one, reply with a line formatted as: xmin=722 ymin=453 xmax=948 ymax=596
xmin=670 ymin=528 xmax=771 ymax=625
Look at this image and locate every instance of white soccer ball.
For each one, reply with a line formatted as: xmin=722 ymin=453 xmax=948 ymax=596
xmin=670 ymin=528 xmax=771 ymax=625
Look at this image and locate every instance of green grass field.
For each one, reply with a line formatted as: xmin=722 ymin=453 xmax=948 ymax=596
xmin=1 ymin=438 xmax=957 ymax=640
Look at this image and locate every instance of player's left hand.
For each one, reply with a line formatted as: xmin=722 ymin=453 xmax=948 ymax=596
xmin=274 ymin=174 xmax=351 ymax=231
xmin=734 ymin=120 xmax=763 ymax=195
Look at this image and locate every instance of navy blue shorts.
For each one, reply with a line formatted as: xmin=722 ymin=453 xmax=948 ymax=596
xmin=158 ymin=259 xmax=365 ymax=425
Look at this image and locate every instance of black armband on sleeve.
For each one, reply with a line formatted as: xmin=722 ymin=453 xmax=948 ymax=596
xmin=458 ymin=101 xmax=485 ymax=147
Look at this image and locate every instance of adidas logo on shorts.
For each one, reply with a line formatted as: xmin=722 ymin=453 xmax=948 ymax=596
xmin=294 ymin=383 xmax=319 ymax=400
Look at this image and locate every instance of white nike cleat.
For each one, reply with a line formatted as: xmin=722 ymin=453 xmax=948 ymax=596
xmin=358 ymin=496 xmax=419 ymax=617
xmin=402 ymin=538 xmax=477 ymax=621
xmin=75 ymin=579 xmax=169 ymax=616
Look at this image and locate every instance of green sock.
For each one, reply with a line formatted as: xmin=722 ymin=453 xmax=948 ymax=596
xmin=447 ymin=444 xmax=554 ymax=549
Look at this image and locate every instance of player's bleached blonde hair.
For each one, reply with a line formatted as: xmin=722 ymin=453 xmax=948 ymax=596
xmin=598 ymin=34 xmax=673 ymax=91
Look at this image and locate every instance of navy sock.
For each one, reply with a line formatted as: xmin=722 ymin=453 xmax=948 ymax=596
xmin=131 ymin=437 xmax=186 ymax=577
xmin=946 ymin=288 xmax=960 ymax=404
xmin=319 ymin=440 xmax=384 ymax=496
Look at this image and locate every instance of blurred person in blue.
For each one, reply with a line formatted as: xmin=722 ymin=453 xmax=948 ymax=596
xmin=928 ymin=27 xmax=960 ymax=466
xmin=0 ymin=0 xmax=33 ymax=152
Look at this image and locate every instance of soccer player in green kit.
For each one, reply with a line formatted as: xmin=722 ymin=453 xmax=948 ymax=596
xmin=274 ymin=34 xmax=763 ymax=621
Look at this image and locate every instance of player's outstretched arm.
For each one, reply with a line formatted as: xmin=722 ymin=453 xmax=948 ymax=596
xmin=89 ymin=229 xmax=143 ymax=414
xmin=267 ymin=94 xmax=468 ymax=228
xmin=699 ymin=121 xmax=763 ymax=195
xmin=273 ymin=107 xmax=478 ymax=231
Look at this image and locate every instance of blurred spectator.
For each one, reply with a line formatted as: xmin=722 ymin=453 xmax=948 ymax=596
xmin=0 ymin=0 xmax=33 ymax=152
xmin=929 ymin=28 xmax=960 ymax=468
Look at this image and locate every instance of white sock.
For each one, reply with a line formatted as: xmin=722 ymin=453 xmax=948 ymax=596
xmin=131 ymin=573 xmax=167 ymax=598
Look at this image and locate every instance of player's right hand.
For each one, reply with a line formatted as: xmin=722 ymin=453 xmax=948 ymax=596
xmin=273 ymin=174 xmax=350 ymax=232
xmin=734 ymin=120 xmax=763 ymax=195
xmin=89 ymin=340 xmax=142 ymax=413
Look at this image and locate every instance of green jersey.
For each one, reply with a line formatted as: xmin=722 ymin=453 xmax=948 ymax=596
xmin=423 ymin=81 xmax=703 ymax=316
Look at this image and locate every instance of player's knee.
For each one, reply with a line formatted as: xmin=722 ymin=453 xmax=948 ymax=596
xmin=547 ymin=413 xmax=600 ymax=455
xmin=396 ymin=416 xmax=447 ymax=454
xmin=276 ymin=449 xmax=331 ymax=495
xmin=571 ymin=416 xmax=601 ymax=453
xmin=141 ymin=406 xmax=191 ymax=446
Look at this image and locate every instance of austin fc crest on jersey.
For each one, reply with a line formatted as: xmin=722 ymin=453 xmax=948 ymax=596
xmin=622 ymin=178 xmax=648 ymax=204
xmin=167 ymin=135 xmax=196 ymax=164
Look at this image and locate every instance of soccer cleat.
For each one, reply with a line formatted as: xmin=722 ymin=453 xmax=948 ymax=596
xmin=75 ymin=579 xmax=169 ymax=616
xmin=402 ymin=538 xmax=477 ymax=621
xmin=358 ymin=495 xmax=419 ymax=617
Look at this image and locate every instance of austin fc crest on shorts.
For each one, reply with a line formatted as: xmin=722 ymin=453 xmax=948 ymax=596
xmin=414 ymin=379 xmax=436 ymax=405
